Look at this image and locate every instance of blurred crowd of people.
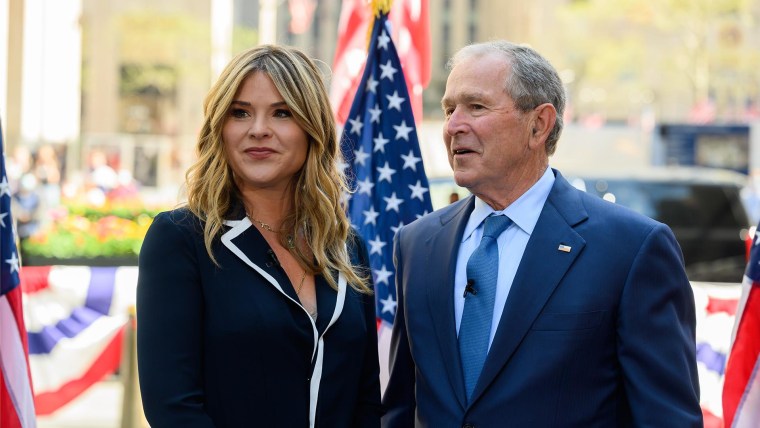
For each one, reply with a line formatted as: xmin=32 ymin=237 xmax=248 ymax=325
xmin=5 ymin=144 xmax=61 ymax=241
xmin=5 ymin=144 xmax=142 ymax=246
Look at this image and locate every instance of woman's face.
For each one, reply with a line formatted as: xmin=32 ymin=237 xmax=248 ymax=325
xmin=223 ymin=71 xmax=309 ymax=195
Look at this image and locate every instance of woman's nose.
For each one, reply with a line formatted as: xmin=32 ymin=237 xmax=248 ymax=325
xmin=248 ymin=117 xmax=272 ymax=139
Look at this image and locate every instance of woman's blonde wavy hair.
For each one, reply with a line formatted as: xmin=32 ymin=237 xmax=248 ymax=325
xmin=185 ymin=45 xmax=369 ymax=293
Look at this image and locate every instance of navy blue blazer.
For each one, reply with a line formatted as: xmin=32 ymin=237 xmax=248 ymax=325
xmin=382 ymin=170 xmax=702 ymax=427
xmin=137 ymin=208 xmax=381 ymax=427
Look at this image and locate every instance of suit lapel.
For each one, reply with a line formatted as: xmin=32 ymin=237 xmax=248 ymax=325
xmin=470 ymin=172 xmax=588 ymax=404
xmin=425 ymin=197 xmax=474 ymax=409
xmin=221 ymin=217 xmax=288 ymax=292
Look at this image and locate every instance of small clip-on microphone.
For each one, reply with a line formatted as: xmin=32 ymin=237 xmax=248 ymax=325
xmin=463 ymin=279 xmax=477 ymax=298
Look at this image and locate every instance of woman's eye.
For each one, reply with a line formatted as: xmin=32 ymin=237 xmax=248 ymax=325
xmin=274 ymin=109 xmax=292 ymax=118
xmin=230 ymin=108 xmax=249 ymax=118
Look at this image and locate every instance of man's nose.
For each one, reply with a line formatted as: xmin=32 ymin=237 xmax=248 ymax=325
xmin=445 ymin=108 xmax=467 ymax=136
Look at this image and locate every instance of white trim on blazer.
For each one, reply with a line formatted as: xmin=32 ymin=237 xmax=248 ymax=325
xmin=221 ymin=217 xmax=347 ymax=428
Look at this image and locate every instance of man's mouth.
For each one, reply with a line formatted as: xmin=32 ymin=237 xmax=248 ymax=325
xmin=453 ymin=149 xmax=474 ymax=155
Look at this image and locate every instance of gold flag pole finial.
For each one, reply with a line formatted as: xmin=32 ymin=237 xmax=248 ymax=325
xmin=372 ymin=0 xmax=392 ymax=16
xmin=366 ymin=0 xmax=393 ymax=47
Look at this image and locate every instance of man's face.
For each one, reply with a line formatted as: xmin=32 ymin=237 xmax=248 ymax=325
xmin=441 ymin=53 xmax=536 ymax=199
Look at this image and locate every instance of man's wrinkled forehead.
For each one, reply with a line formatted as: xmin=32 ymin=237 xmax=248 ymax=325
xmin=442 ymin=56 xmax=509 ymax=103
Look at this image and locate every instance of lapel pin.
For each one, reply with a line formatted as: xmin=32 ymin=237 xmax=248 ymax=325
xmin=558 ymin=244 xmax=572 ymax=253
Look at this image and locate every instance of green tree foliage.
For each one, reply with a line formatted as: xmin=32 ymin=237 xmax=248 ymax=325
xmin=117 ymin=12 xmax=210 ymax=90
xmin=551 ymin=0 xmax=760 ymax=122
xmin=232 ymin=25 xmax=259 ymax=55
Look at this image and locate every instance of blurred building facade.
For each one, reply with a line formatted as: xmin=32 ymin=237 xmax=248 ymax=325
xmin=2 ymin=0 xmax=760 ymax=191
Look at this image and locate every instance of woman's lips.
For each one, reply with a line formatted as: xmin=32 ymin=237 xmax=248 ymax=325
xmin=245 ymin=147 xmax=276 ymax=159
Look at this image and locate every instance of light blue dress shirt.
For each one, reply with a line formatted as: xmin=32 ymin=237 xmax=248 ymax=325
xmin=454 ymin=167 xmax=555 ymax=350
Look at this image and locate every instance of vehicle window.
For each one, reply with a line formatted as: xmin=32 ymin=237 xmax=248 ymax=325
xmin=586 ymin=179 xmax=749 ymax=229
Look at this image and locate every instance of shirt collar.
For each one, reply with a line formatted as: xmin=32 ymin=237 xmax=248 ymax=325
xmin=462 ymin=167 xmax=555 ymax=242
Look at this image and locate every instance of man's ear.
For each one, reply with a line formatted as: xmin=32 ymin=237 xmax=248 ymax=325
xmin=529 ymin=103 xmax=557 ymax=149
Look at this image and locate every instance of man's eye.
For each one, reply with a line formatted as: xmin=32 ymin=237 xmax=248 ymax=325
xmin=443 ymin=107 xmax=454 ymax=117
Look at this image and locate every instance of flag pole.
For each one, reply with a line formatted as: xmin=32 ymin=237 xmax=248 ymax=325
xmin=120 ymin=305 xmax=147 ymax=428
xmin=259 ymin=0 xmax=279 ymax=45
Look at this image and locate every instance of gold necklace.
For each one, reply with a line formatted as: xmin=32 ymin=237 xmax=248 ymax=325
xmin=244 ymin=207 xmax=278 ymax=232
xmin=295 ymin=271 xmax=306 ymax=294
xmin=295 ymin=273 xmax=317 ymax=320
xmin=246 ymin=210 xmax=296 ymax=249
xmin=250 ymin=217 xmax=277 ymax=233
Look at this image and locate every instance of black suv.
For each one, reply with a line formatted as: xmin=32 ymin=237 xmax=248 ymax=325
xmin=568 ymin=167 xmax=752 ymax=283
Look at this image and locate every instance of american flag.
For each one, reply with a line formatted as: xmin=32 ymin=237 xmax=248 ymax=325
xmin=339 ymin=9 xmax=433 ymax=387
xmin=723 ymin=229 xmax=760 ymax=427
xmin=693 ymin=280 xmax=742 ymax=427
xmin=0 ymin=122 xmax=37 ymax=427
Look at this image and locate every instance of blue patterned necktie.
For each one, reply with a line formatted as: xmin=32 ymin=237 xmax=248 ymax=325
xmin=459 ymin=214 xmax=512 ymax=401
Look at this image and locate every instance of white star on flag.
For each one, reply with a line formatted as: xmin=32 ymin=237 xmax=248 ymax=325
xmin=383 ymin=192 xmax=404 ymax=212
xmin=393 ymin=120 xmax=414 ymax=141
xmin=363 ymin=206 xmax=380 ymax=226
xmin=348 ymin=116 xmax=364 ymax=135
xmin=0 ymin=177 xmax=10 ymax=197
xmin=379 ymin=60 xmax=398 ymax=81
xmin=354 ymin=146 xmax=370 ymax=166
xmin=401 ymin=150 xmax=422 ymax=171
xmin=373 ymin=265 xmax=393 ymax=286
xmin=356 ymin=177 xmax=375 ymax=195
xmin=368 ymin=103 xmax=382 ymax=123
xmin=337 ymin=158 xmax=349 ymax=173
xmin=377 ymin=30 xmax=391 ymax=50
xmin=366 ymin=75 xmax=379 ymax=93
xmin=368 ymin=235 xmax=387 ymax=256
xmin=386 ymin=91 xmax=405 ymax=111
xmin=379 ymin=294 xmax=397 ymax=315
xmin=5 ymin=251 xmax=19 ymax=274
xmin=376 ymin=162 xmax=396 ymax=183
xmin=373 ymin=133 xmax=390 ymax=153
xmin=408 ymin=180 xmax=430 ymax=201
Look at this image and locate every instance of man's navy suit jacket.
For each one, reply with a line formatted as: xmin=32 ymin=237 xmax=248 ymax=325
xmin=382 ymin=169 xmax=702 ymax=427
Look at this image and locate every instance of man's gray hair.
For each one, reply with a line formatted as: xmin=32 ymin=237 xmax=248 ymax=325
xmin=447 ymin=41 xmax=566 ymax=155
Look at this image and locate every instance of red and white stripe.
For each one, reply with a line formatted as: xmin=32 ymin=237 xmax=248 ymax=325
xmin=20 ymin=266 xmax=137 ymax=415
xmin=1 ymin=285 xmax=37 ymax=428
xmin=723 ymin=272 xmax=760 ymax=428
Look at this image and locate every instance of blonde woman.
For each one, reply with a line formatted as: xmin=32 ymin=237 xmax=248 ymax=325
xmin=137 ymin=45 xmax=381 ymax=428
